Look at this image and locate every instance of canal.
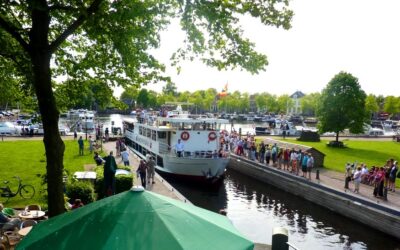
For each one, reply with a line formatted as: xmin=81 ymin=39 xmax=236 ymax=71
xmin=166 ymin=169 xmax=400 ymax=250
xmin=93 ymin=114 xmax=399 ymax=249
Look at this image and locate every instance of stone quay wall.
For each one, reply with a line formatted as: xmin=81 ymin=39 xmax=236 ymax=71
xmin=228 ymin=154 xmax=400 ymax=240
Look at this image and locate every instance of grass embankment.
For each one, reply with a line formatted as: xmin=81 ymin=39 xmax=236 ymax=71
xmin=269 ymin=138 xmax=400 ymax=187
xmin=280 ymin=139 xmax=400 ymax=171
xmin=0 ymin=140 xmax=97 ymax=209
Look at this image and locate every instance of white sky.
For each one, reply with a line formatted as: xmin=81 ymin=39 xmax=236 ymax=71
xmin=116 ymin=0 xmax=400 ymax=97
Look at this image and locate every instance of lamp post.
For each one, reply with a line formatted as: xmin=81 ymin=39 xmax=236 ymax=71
xmin=85 ymin=116 xmax=88 ymax=140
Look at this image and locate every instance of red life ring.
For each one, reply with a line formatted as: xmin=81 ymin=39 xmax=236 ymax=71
xmin=208 ymin=131 xmax=217 ymax=141
xmin=181 ymin=131 xmax=190 ymax=141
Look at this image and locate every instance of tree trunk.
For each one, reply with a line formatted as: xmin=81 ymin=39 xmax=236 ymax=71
xmin=335 ymin=131 xmax=339 ymax=142
xmin=30 ymin=0 xmax=65 ymax=217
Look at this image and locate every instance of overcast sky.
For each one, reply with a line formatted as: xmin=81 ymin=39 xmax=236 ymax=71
xmin=117 ymin=0 xmax=400 ymax=97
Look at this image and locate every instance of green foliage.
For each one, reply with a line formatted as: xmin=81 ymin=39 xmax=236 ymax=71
xmin=301 ymin=92 xmax=320 ymax=116
xmin=66 ymin=181 xmax=95 ymax=205
xmin=365 ymin=94 xmax=379 ymax=118
xmin=276 ymin=94 xmax=292 ymax=114
xmin=317 ymin=72 xmax=367 ymax=141
xmin=54 ymin=78 xmax=114 ymax=111
xmin=94 ymin=174 xmax=134 ymax=200
xmin=162 ymin=82 xmax=178 ymax=96
xmin=384 ymin=96 xmax=400 ymax=116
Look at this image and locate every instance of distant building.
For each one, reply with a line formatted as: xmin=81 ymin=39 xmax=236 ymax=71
xmin=288 ymin=91 xmax=305 ymax=115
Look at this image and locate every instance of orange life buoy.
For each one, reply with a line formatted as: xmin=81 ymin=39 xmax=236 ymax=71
xmin=208 ymin=131 xmax=217 ymax=141
xmin=181 ymin=131 xmax=190 ymax=141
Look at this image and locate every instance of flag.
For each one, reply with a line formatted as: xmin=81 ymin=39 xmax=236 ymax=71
xmin=217 ymin=82 xmax=228 ymax=98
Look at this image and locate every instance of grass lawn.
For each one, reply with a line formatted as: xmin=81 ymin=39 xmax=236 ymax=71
xmin=261 ymin=138 xmax=400 ymax=187
xmin=0 ymin=139 xmax=98 ymax=209
xmin=278 ymin=139 xmax=400 ymax=172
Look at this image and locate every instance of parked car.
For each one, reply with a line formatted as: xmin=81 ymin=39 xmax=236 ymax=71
xmin=0 ymin=122 xmax=19 ymax=135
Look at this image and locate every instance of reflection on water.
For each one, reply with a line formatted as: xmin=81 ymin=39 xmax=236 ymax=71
xmin=169 ymin=169 xmax=400 ymax=250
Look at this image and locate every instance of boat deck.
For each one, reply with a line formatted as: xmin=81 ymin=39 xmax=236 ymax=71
xmin=102 ymin=142 xmax=189 ymax=203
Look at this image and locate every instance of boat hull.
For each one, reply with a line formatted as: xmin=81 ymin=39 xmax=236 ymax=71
xmin=158 ymin=155 xmax=229 ymax=179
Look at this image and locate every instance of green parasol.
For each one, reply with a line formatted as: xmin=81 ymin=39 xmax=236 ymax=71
xmin=17 ymin=188 xmax=253 ymax=250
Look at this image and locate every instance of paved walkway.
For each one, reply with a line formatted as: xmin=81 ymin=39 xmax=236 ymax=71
xmin=317 ymin=167 xmax=400 ymax=210
xmin=101 ymin=142 xmax=187 ymax=203
xmin=243 ymin=156 xmax=400 ymax=212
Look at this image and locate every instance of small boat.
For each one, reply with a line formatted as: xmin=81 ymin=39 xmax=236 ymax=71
xmin=255 ymin=126 xmax=271 ymax=135
xmin=123 ymin=104 xmax=230 ymax=183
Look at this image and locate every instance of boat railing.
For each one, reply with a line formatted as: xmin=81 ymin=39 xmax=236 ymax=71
xmin=158 ymin=141 xmax=229 ymax=159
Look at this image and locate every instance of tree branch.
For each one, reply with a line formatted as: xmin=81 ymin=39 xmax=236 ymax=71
xmin=48 ymin=4 xmax=79 ymax=12
xmin=49 ymin=0 xmax=103 ymax=53
xmin=0 ymin=15 xmax=29 ymax=52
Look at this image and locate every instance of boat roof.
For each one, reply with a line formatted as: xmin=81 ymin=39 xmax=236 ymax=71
xmin=157 ymin=117 xmax=229 ymax=124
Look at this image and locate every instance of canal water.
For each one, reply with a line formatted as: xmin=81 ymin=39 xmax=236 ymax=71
xmin=167 ymin=169 xmax=400 ymax=250
xmin=93 ymin=114 xmax=400 ymax=249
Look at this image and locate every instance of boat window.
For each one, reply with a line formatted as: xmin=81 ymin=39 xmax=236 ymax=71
xmin=123 ymin=122 xmax=134 ymax=132
xmin=158 ymin=131 xmax=166 ymax=139
xmin=182 ymin=123 xmax=192 ymax=130
xmin=146 ymin=128 xmax=151 ymax=138
xmin=151 ymin=130 xmax=156 ymax=141
xmin=139 ymin=126 xmax=143 ymax=135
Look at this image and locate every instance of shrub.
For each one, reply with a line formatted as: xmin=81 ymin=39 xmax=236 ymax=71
xmin=66 ymin=181 xmax=95 ymax=205
xmin=297 ymin=131 xmax=320 ymax=142
xmin=95 ymin=174 xmax=133 ymax=200
xmin=327 ymin=141 xmax=346 ymax=148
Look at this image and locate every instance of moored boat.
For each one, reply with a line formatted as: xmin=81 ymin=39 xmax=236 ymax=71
xmin=123 ymin=104 xmax=230 ymax=183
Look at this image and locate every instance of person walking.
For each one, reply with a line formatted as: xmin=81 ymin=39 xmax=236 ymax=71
xmin=116 ymin=139 xmax=121 ymax=156
xmin=344 ymin=163 xmax=352 ymax=189
xmin=88 ymin=135 xmax=94 ymax=153
xmin=103 ymin=151 xmax=117 ymax=196
xmin=306 ymin=153 xmax=314 ymax=180
xmin=353 ymin=166 xmax=362 ymax=193
xmin=137 ymin=160 xmax=148 ymax=188
xmin=146 ymin=155 xmax=156 ymax=184
xmin=105 ymin=127 xmax=109 ymax=142
xmin=259 ymin=142 xmax=265 ymax=164
xmin=121 ymin=148 xmax=130 ymax=166
xmin=78 ymin=136 xmax=84 ymax=156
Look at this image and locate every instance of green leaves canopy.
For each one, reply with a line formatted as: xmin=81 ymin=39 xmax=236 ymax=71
xmin=0 ymin=0 xmax=293 ymax=216
xmin=317 ymin=72 xmax=367 ymax=141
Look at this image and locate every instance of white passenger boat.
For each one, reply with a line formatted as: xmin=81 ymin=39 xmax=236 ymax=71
xmin=123 ymin=105 xmax=230 ymax=183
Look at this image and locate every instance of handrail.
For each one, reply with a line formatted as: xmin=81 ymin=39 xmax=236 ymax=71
xmin=287 ymin=242 xmax=300 ymax=250
xmin=157 ymin=141 xmax=228 ymax=159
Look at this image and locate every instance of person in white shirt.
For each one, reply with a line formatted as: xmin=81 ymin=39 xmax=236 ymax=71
xmin=175 ymin=139 xmax=185 ymax=157
xmin=353 ymin=167 xmax=362 ymax=193
xmin=121 ymin=149 xmax=130 ymax=166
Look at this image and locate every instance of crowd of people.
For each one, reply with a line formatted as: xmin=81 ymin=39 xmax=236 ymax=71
xmin=345 ymin=160 xmax=398 ymax=198
xmin=219 ymin=130 xmax=315 ymax=179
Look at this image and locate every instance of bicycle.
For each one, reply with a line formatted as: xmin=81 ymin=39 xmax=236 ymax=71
xmin=0 ymin=176 xmax=35 ymax=203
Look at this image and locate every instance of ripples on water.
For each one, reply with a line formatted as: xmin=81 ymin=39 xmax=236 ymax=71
xmin=169 ymin=169 xmax=400 ymax=250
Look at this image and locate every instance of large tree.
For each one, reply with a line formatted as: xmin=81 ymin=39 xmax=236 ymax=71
xmin=0 ymin=0 xmax=292 ymax=216
xmin=317 ymin=72 xmax=367 ymax=142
